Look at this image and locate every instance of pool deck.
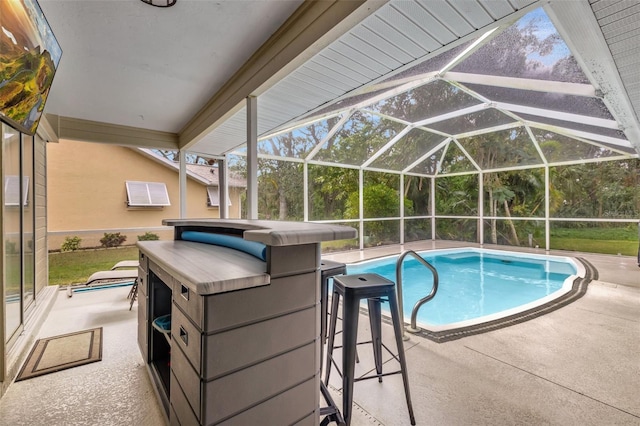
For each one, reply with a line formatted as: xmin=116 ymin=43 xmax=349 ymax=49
xmin=0 ymin=241 xmax=638 ymax=425
xmin=321 ymin=241 xmax=639 ymax=425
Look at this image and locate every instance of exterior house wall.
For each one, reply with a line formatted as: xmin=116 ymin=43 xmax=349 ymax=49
xmin=47 ymin=140 xmax=243 ymax=249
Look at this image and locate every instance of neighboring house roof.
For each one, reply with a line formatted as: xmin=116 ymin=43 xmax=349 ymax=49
xmin=186 ymin=163 xmax=247 ymax=188
xmin=135 ymin=148 xmax=247 ymax=188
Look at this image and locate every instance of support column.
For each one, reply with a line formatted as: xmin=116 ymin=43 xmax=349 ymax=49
xmin=219 ymin=157 xmax=228 ymax=219
xmin=179 ymin=150 xmax=187 ymax=218
xmin=545 ymin=165 xmax=550 ymax=252
xmin=400 ymin=174 xmax=405 ymax=245
xmin=431 ymin=177 xmax=436 ymax=240
xmin=247 ymin=96 xmax=258 ymax=219
xmin=479 ymin=172 xmax=484 ymax=247
xmin=359 ymin=168 xmax=364 ymax=250
xmin=303 ymin=162 xmax=309 ymax=222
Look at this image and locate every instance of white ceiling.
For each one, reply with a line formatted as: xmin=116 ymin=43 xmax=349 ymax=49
xmin=39 ymin=0 xmax=304 ymax=133
xmin=37 ymin=0 xmax=640 ymax=157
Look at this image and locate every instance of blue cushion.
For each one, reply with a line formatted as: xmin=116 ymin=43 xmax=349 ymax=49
xmin=181 ymin=231 xmax=267 ymax=261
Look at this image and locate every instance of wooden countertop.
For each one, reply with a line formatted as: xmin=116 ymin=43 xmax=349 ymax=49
xmin=163 ymin=218 xmax=357 ymax=246
xmin=137 ymin=240 xmax=269 ymax=295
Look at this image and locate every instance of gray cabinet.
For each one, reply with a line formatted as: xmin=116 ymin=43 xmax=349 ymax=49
xmin=137 ymin=219 xmax=355 ymax=426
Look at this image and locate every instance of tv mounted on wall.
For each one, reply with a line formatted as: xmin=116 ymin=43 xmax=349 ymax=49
xmin=0 ymin=0 xmax=62 ymax=136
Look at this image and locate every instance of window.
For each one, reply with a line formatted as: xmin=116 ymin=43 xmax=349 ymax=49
xmin=4 ymin=176 xmax=29 ymax=206
xmin=207 ymin=186 xmax=231 ymax=207
xmin=126 ymin=181 xmax=170 ymax=207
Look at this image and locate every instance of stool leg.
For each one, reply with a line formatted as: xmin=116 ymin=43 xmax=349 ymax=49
xmin=324 ymin=290 xmax=341 ymax=385
xmin=367 ymin=298 xmax=383 ymax=383
xmin=342 ymin=292 xmax=360 ymax=426
xmin=387 ymin=290 xmax=416 ymax=425
xmin=320 ymin=276 xmax=329 ymax=376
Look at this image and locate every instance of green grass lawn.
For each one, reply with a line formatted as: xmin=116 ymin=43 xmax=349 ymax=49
xmin=49 ymin=246 xmax=139 ymax=286
xmin=550 ymin=226 xmax=639 ymax=256
xmin=550 ymin=226 xmax=638 ymax=241
xmin=550 ymin=238 xmax=637 ymax=256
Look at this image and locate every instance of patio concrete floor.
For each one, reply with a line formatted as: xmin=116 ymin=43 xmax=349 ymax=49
xmin=0 ymin=242 xmax=638 ymax=425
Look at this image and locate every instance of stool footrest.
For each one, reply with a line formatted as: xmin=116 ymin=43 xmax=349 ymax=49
xmin=354 ymin=370 xmax=403 ymax=383
xmin=320 ymin=382 xmax=346 ymax=426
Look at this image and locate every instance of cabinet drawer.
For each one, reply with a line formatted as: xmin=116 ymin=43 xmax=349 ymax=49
xmin=171 ymin=343 xmax=201 ymax=422
xmin=137 ymin=284 xmax=148 ymax=319
xmin=219 ymin=377 xmax=317 ymax=426
xmin=172 ymin=279 xmax=203 ymax=330
xmin=169 ymin=406 xmax=179 ymax=426
xmin=202 ymin=306 xmax=316 ymax=379
xmin=170 ymin=371 xmax=199 ymax=426
xmin=203 ymin=271 xmax=318 ymax=333
xmin=137 ymin=319 xmax=148 ymax=363
xmin=137 ymin=268 xmax=147 ymax=297
xmin=137 ymin=292 xmax=148 ymax=362
xmin=171 ymin=303 xmax=202 ymax=375
xmin=138 ymin=250 xmax=148 ymax=272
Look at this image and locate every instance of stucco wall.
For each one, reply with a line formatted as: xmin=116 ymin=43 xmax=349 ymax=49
xmin=47 ymin=140 xmax=244 ymax=249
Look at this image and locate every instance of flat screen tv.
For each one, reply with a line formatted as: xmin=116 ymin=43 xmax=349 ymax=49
xmin=0 ymin=0 xmax=62 ymax=136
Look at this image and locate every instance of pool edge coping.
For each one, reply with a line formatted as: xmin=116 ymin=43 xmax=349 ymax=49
xmin=408 ymin=256 xmax=596 ymax=343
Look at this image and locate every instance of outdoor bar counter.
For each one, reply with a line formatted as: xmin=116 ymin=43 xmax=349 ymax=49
xmin=136 ymin=219 xmax=356 ymax=426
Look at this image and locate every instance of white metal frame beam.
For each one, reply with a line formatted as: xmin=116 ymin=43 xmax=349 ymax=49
xmin=523 ymin=121 xmax=631 ymax=149
xmin=496 ymin=102 xmax=619 ymax=130
xmin=443 ymin=72 xmax=597 ymax=97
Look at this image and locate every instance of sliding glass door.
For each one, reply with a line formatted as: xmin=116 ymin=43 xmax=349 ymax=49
xmin=22 ymin=134 xmax=35 ymax=309
xmin=2 ymin=124 xmax=35 ymax=345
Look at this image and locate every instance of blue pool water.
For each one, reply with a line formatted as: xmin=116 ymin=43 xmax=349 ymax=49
xmin=346 ymin=249 xmax=579 ymax=330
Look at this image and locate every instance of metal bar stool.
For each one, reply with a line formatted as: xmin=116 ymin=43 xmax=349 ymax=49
xmin=325 ymin=273 xmax=416 ymax=426
xmin=320 ymin=260 xmax=347 ymax=365
xmin=319 ymin=259 xmax=347 ymax=426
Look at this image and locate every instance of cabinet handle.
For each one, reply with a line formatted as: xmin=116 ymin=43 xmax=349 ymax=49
xmin=179 ymin=326 xmax=188 ymax=346
xmin=180 ymin=284 xmax=189 ymax=301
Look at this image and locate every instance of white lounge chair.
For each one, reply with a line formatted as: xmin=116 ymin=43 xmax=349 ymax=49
xmin=111 ymin=260 xmax=140 ymax=270
xmin=67 ymin=262 xmax=139 ymax=298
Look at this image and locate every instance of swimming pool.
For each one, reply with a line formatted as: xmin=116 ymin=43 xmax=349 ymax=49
xmin=346 ymin=248 xmax=585 ymax=336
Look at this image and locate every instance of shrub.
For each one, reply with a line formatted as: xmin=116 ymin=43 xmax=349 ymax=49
xmin=137 ymin=232 xmax=160 ymax=241
xmin=61 ymin=236 xmax=82 ymax=252
xmin=100 ymin=232 xmax=127 ymax=248
xmin=5 ymin=240 xmax=18 ymax=255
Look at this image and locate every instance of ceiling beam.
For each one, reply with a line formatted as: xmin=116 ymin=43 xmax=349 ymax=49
xmin=179 ymin=0 xmax=386 ymax=151
xmin=46 ymin=114 xmax=178 ymax=149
